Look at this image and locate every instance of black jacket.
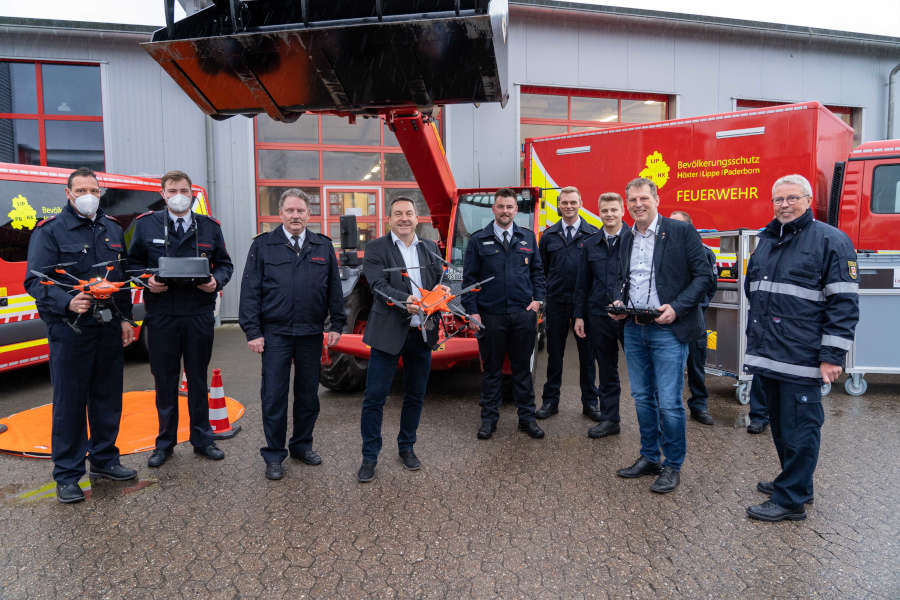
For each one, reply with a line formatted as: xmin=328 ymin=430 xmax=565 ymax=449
xmin=744 ymin=209 xmax=859 ymax=384
xmin=127 ymin=210 xmax=233 ymax=316
xmin=574 ymin=226 xmax=633 ymax=320
xmin=539 ymin=218 xmax=599 ymax=304
xmin=239 ymin=226 xmax=345 ymax=340
xmin=617 ymin=216 xmax=716 ymax=343
xmin=24 ymin=203 xmax=132 ymax=326
xmin=461 ymin=223 xmax=546 ymax=315
xmin=362 ymin=234 xmax=444 ymax=355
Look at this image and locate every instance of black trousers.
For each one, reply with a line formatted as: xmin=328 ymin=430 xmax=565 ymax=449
xmin=588 ymin=316 xmax=624 ymax=423
xmin=259 ymin=332 xmax=322 ymax=464
xmin=47 ymin=322 xmax=124 ymax=485
xmin=756 ymin=374 xmax=822 ymax=509
xmin=748 ymin=376 xmax=770 ymax=424
xmin=147 ymin=312 xmax=215 ymax=450
xmin=541 ymin=301 xmax=597 ymax=409
xmin=685 ymin=333 xmax=709 ymax=412
xmin=478 ymin=311 xmax=537 ymax=424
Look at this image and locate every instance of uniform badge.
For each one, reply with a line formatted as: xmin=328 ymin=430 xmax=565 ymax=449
xmin=848 ymin=260 xmax=858 ymax=280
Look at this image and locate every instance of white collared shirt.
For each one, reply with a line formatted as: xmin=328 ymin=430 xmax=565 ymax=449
xmin=629 ymin=214 xmax=661 ymax=309
xmin=391 ymin=231 xmax=423 ymax=326
xmin=283 ymin=225 xmax=306 ymax=249
xmin=493 ymin=221 xmax=514 ymax=245
xmin=168 ymin=210 xmax=192 ymax=232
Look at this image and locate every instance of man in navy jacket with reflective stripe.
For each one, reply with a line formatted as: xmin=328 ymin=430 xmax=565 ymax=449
xmin=744 ymin=174 xmax=859 ymax=522
xmin=239 ymin=189 xmax=345 ymax=481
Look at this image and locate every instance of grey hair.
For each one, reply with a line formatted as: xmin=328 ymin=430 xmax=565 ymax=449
xmin=771 ymin=174 xmax=812 ymax=198
xmin=625 ymin=177 xmax=658 ymax=199
xmin=279 ymin=188 xmax=310 ymax=210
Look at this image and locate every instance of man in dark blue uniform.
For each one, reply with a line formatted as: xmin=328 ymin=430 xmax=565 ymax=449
xmin=574 ymin=193 xmax=631 ymax=439
xmin=670 ymin=210 xmax=716 ymax=426
xmin=536 ymin=186 xmax=600 ymax=421
xmin=463 ymin=188 xmax=546 ymax=440
xmin=128 ymin=170 xmax=233 ymax=468
xmin=744 ymin=174 xmax=858 ymax=522
xmin=239 ymin=189 xmax=345 ymax=481
xmin=24 ymin=167 xmax=137 ymax=503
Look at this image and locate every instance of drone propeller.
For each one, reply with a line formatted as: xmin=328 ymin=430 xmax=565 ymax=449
xmin=374 ymin=288 xmax=411 ymax=308
xmin=91 ymin=258 xmax=126 ymax=269
xmin=457 ymin=276 xmax=495 ymax=296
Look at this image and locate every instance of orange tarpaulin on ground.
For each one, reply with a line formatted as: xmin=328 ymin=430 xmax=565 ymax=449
xmin=0 ymin=391 xmax=245 ymax=457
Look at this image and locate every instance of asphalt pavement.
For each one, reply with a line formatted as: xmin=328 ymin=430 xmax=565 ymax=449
xmin=1 ymin=324 xmax=898 ymax=598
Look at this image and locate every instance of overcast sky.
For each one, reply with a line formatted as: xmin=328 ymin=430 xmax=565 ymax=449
xmin=0 ymin=0 xmax=899 ymax=38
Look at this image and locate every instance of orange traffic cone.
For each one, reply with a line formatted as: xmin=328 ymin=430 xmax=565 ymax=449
xmin=208 ymin=368 xmax=240 ymax=439
xmin=178 ymin=371 xmax=188 ymax=396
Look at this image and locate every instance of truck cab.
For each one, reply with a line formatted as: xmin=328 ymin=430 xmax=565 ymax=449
xmin=835 ymin=141 xmax=900 ymax=251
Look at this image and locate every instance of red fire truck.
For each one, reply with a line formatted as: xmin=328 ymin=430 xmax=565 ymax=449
xmin=525 ymin=101 xmax=900 ymax=252
xmin=0 ymin=163 xmax=212 ymax=372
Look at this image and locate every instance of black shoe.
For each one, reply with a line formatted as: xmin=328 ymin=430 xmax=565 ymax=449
xmin=535 ymin=404 xmax=558 ymax=419
xmin=399 ymin=451 xmax=421 ymax=471
xmin=90 ymin=463 xmax=137 ymax=481
xmin=265 ymin=462 xmax=284 ymax=481
xmin=477 ymin=421 xmax=497 ymax=440
xmin=690 ymin=409 xmax=714 ymax=425
xmin=357 ymin=460 xmax=376 ymax=483
xmin=56 ymin=482 xmax=85 ymax=504
xmin=746 ymin=500 xmax=806 ymax=522
xmin=518 ymin=421 xmax=545 ymax=439
xmin=616 ymin=456 xmax=664 ymax=479
xmin=291 ymin=449 xmax=322 ymax=466
xmin=747 ymin=420 xmax=769 ymax=434
xmin=756 ymin=481 xmax=814 ymax=504
xmin=193 ymin=443 xmax=225 ymax=460
xmin=588 ymin=421 xmax=620 ymax=438
xmin=582 ymin=406 xmax=604 ymax=422
xmin=650 ymin=466 xmax=680 ymax=493
xmin=147 ymin=449 xmax=173 ymax=468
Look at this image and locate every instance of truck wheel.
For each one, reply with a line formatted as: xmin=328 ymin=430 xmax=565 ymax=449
xmin=319 ymin=286 xmax=370 ymax=392
xmin=843 ymin=375 xmax=867 ymax=397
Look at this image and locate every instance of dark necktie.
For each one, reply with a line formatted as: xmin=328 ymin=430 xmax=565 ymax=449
xmin=608 ymin=235 xmax=618 ymax=248
xmin=291 ymin=235 xmax=300 ymax=252
xmin=175 ymin=217 xmax=185 ymax=237
xmin=502 ymin=230 xmax=510 ymax=250
xmin=566 ymin=225 xmax=574 ymax=243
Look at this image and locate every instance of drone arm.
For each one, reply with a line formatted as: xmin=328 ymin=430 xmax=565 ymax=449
xmin=364 ymin=244 xmax=418 ymax=313
xmin=24 ymin=235 xmax=83 ymax=320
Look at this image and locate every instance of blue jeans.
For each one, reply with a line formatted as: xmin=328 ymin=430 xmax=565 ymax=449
xmin=360 ymin=329 xmax=431 ymax=462
xmin=624 ymin=322 xmax=689 ymax=471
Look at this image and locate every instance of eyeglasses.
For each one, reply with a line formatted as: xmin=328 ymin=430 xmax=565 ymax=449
xmin=772 ymin=194 xmax=809 ymax=205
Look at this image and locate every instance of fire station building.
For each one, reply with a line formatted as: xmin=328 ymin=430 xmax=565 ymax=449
xmin=2 ymin=1 xmax=899 ymax=319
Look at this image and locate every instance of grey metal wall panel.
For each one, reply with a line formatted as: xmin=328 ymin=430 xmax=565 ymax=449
xmin=577 ymin=24 xmax=629 ymax=89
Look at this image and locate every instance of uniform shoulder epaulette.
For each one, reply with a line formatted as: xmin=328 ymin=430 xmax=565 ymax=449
xmin=135 ymin=211 xmax=154 ymax=220
xmin=199 ymin=214 xmax=222 ymax=226
xmin=252 ymin=231 xmax=266 ymax=239
xmin=318 ymin=232 xmax=332 ymax=241
xmin=35 ymin=215 xmax=57 ymax=227
xmin=104 ymin=214 xmax=120 ymax=223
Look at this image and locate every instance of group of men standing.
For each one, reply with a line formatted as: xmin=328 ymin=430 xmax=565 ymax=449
xmin=28 ymin=167 xmax=858 ymax=523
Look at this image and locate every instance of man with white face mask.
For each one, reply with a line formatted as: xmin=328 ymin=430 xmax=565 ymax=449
xmin=128 ymin=170 xmax=234 ymax=468
xmin=25 ymin=167 xmax=138 ymax=503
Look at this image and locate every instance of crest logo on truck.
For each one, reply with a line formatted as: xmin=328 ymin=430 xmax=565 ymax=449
xmin=639 ymin=151 xmax=670 ymax=189
xmin=7 ymin=194 xmax=37 ymax=230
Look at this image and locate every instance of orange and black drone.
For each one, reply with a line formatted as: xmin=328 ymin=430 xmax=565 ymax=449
xmin=374 ymin=248 xmax=493 ymax=345
xmin=29 ymin=259 xmax=150 ymax=333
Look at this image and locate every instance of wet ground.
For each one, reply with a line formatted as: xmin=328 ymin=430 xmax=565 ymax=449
xmin=1 ymin=324 xmax=898 ymax=599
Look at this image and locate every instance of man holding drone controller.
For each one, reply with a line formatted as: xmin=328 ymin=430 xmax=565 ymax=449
xmin=24 ymin=167 xmax=138 ymax=504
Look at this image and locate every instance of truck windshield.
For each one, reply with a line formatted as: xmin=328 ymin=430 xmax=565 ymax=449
xmin=449 ymin=190 xmax=535 ymax=269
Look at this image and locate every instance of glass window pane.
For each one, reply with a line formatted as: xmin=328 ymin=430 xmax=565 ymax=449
xmin=519 ymin=123 xmax=567 ymax=150
xmin=384 ymin=188 xmax=429 ymax=216
xmin=871 ymin=164 xmax=900 ymax=214
xmin=620 ymin=99 xmax=666 ymax=123
xmin=42 ymin=64 xmax=102 ymax=116
xmin=520 ymin=93 xmax=568 ymax=119
xmin=383 ymin=120 xmax=399 ymax=147
xmin=0 ymin=62 xmax=38 ymax=114
xmin=323 ymin=151 xmax=379 ymax=181
xmin=259 ymin=221 xmax=279 ymax=233
xmin=258 ymin=149 xmax=319 ymax=180
xmin=0 ymin=118 xmax=40 ymax=165
xmin=331 ymin=220 xmax=377 ymax=250
xmin=570 ymin=96 xmax=618 ymax=122
xmin=568 ymin=125 xmax=604 ymax=133
xmin=415 ymin=222 xmax=440 ymax=242
xmin=384 ymin=153 xmax=414 ymax=181
xmin=306 ymin=221 xmax=322 ymax=234
xmin=258 ymin=186 xmax=321 ymax=217
xmin=328 ymin=190 xmax=377 ymax=217
xmin=322 ymin=115 xmax=380 ymax=146
xmin=256 ymin=114 xmax=318 ymax=143
xmin=45 ymin=120 xmax=105 ymax=171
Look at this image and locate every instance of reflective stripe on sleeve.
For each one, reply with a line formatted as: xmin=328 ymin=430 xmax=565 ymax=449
xmin=821 ymin=334 xmax=853 ymax=350
xmin=744 ymin=354 xmax=822 ymax=379
xmin=824 ymin=282 xmax=859 ymax=296
xmin=748 ymin=280 xmax=825 ymax=302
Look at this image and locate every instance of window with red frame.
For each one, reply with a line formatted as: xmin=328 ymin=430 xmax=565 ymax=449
xmin=0 ymin=60 xmax=105 ymax=171
xmin=736 ymin=99 xmax=861 ymax=146
xmin=520 ymin=86 xmax=670 ymax=181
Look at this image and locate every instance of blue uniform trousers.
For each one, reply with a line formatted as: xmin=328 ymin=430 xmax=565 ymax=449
xmin=748 ymin=377 xmax=770 ymax=424
xmin=47 ymin=321 xmax=124 ymax=485
xmin=685 ymin=333 xmax=709 ymax=412
xmin=478 ymin=311 xmax=538 ymax=425
xmin=541 ymin=301 xmax=597 ymax=410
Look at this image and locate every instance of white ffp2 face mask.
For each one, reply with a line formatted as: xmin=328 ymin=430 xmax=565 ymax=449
xmin=74 ymin=194 xmax=100 ymax=217
xmin=166 ymin=193 xmax=192 ymax=213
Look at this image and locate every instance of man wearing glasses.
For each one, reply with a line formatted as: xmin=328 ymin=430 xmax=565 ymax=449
xmin=743 ymin=174 xmax=858 ymax=522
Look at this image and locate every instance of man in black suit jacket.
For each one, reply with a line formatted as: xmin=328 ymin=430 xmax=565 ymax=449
xmin=357 ymin=197 xmax=443 ymax=483
xmin=610 ymin=178 xmax=715 ymax=494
